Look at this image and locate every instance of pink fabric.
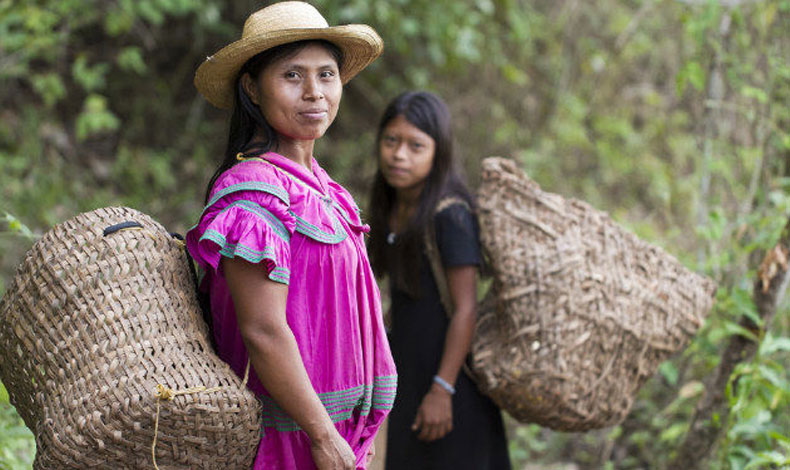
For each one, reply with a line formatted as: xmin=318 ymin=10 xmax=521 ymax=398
xmin=186 ymin=153 xmax=396 ymax=469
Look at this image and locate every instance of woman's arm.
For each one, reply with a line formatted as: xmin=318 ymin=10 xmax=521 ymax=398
xmin=222 ymin=256 xmax=356 ymax=469
xmin=412 ymin=264 xmax=477 ymax=442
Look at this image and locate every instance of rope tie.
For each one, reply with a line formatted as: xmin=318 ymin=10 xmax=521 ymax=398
xmin=151 ymin=361 xmax=251 ymax=469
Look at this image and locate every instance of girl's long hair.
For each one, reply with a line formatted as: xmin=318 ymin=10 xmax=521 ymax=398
xmin=203 ymin=39 xmax=343 ymax=204
xmin=367 ymin=91 xmax=474 ymax=297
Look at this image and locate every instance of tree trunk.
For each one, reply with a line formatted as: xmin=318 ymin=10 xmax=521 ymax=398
xmin=672 ymin=219 xmax=790 ymax=468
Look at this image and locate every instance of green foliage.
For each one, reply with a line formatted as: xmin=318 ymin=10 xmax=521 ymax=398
xmin=1 ymin=213 xmax=35 ymax=242
xmin=0 ymin=382 xmax=34 ymax=470
xmin=75 ymin=94 xmax=120 ymax=140
xmin=30 ymin=74 xmax=66 ymax=108
xmin=116 ymin=47 xmax=147 ymax=74
xmin=677 ymin=61 xmax=707 ymax=94
xmin=1 ymin=0 xmax=790 ymax=468
xmin=722 ymin=332 xmax=790 ymax=470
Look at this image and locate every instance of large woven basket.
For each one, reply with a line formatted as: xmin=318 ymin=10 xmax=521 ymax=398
xmin=0 ymin=207 xmax=261 ymax=469
xmin=470 ymin=158 xmax=717 ymax=431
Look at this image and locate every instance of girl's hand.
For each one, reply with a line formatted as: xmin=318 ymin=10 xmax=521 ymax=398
xmin=411 ymin=383 xmax=453 ymax=442
xmin=310 ymin=430 xmax=356 ymax=470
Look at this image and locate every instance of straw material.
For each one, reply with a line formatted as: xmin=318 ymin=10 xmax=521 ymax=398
xmin=470 ymin=158 xmax=717 ymax=431
xmin=0 ymin=207 xmax=261 ymax=469
xmin=194 ymin=1 xmax=384 ymax=109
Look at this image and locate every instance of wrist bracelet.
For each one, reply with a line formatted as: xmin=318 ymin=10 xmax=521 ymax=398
xmin=433 ymin=375 xmax=456 ymax=395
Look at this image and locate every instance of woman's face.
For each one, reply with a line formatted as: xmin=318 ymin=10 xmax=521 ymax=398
xmin=378 ymin=114 xmax=436 ymax=194
xmin=244 ymin=43 xmax=342 ymax=142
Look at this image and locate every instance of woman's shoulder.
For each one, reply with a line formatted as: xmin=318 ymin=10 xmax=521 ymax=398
xmin=208 ymin=159 xmax=291 ymax=207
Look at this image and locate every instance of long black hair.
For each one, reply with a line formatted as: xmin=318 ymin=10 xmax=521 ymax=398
xmin=203 ymin=39 xmax=343 ymax=204
xmin=367 ymin=91 xmax=474 ymax=297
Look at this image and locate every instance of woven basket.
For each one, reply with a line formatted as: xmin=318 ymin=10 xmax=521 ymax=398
xmin=0 ymin=207 xmax=261 ymax=469
xmin=470 ymin=158 xmax=717 ymax=431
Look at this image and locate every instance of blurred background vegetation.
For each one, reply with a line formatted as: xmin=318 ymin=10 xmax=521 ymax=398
xmin=1 ymin=0 xmax=790 ymax=468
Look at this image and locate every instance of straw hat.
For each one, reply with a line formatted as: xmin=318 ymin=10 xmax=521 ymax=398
xmin=194 ymin=1 xmax=384 ymax=109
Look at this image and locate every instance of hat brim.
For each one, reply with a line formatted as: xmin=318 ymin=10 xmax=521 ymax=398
xmin=194 ymin=25 xmax=383 ymax=109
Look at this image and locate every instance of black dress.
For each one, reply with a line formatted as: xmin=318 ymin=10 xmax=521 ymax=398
xmin=385 ymin=203 xmax=511 ymax=470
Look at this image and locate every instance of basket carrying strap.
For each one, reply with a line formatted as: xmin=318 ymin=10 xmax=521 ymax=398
xmin=424 ymin=197 xmax=481 ymax=382
xmin=424 ymin=197 xmax=470 ymax=317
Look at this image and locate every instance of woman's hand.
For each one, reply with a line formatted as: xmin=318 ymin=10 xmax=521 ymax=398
xmin=412 ymin=383 xmax=453 ymax=442
xmin=310 ymin=429 xmax=356 ymax=470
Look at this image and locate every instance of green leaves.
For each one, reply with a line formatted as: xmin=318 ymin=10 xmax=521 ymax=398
xmin=72 ymin=55 xmax=109 ymax=93
xmin=31 ymin=73 xmax=66 ymax=107
xmin=724 ymin=330 xmax=790 ymax=468
xmin=75 ymin=94 xmax=120 ymax=140
xmin=659 ymin=361 xmax=680 ymax=386
xmin=21 ymin=5 xmax=58 ymax=34
xmin=659 ymin=422 xmax=688 ymax=444
xmin=1 ymin=212 xmax=35 ymax=240
xmin=0 ymin=382 xmax=34 ymax=470
xmin=116 ymin=47 xmax=147 ymax=75
xmin=500 ymin=63 xmax=529 ymax=86
xmin=104 ymin=7 xmax=135 ymax=36
xmin=677 ymin=61 xmax=707 ymax=95
xmin=740 ymin=85 xmax=769 ymax=104
xmin=759 ymin=334 xmax=790 ymax=363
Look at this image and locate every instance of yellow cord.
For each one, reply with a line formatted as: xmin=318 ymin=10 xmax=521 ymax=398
xmin=150 ymin=361 xmax=251 ymax=469
xmin=151 ymin=384 xmax=223 ymax=469
xmin=241 ymin=360 xmax=250 ymax=388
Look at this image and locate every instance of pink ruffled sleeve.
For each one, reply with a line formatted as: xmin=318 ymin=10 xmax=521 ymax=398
xmin=186 ymin=164 xmax=296 ymax=284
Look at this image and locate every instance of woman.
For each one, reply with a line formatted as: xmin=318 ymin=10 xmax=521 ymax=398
xmin=185 ymin=3 xmax=396 ymax=469
xmin=367 ymin=91 xmax=510 ymax=469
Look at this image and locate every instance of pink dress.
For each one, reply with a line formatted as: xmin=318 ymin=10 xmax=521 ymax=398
xmin=186 ymin=152 xmax=397 ymax=469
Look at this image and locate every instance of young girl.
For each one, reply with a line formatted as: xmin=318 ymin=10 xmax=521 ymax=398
xmin=186 ymin=3 xmax=396 ymax=469
xmin=367 ymin=91 xmax=510 ymax=469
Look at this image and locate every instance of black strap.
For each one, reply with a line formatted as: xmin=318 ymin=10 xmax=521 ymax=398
xmin=103 ymin=221 xmax=143 ymax=236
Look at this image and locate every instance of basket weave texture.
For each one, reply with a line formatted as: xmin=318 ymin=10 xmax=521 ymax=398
xmin=0 ymin=207 xmax=261 ymax=469
xmin=471 ymin=158 xmax=717 ymax=431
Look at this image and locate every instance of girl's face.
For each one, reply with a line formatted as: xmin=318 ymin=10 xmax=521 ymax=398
xmin=378 ymin=114 xmax=436 ymax=194
xmin=243 ymin=43 xmax=342 ymax=142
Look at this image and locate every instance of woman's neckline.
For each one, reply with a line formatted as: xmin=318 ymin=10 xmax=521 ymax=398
xmin=246 ymin=152 xmax=330 ymax=197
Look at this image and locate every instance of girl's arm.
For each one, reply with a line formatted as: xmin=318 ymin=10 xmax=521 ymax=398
xmin=412 ymin=264 xmax=477 ymax=442
xmin=222 ymin=256 xmax=356 ymax=469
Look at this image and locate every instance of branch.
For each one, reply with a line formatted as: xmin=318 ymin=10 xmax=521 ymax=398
xmin=672 ymin=218 xmax=790 ymax=468
xmin=696 ymin=13 xmax=732 ymax=270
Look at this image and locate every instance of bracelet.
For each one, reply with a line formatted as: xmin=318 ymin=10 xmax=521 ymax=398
xmin=433 ymin=375 xmax=456 ymax=395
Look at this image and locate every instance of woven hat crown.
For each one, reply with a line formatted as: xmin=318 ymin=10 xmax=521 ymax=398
xmin=243 ymin=2 xmax=330 ymax=36
xmin=194 ymin=1 xmax=383 ymax=109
